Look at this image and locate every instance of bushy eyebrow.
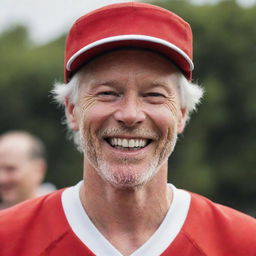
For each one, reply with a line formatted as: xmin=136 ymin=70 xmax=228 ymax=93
xmin=87 ymin=80 xmax=121 ymax=91
xmin=142 ymin=80 xmax=174 ymax=94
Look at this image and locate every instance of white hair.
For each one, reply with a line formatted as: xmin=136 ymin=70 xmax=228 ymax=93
xmin=176 ymin=73 xmax=204 ymax=118
xmin=51 ymin=69 xmax=204 ymax=151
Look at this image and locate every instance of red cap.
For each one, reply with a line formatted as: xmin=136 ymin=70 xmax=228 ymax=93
xmin=64 ymin=2 xmax=194 ymax=83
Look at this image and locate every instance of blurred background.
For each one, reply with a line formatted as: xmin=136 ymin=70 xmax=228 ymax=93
xmin=0 ymin=0 xmax=255 ymax=216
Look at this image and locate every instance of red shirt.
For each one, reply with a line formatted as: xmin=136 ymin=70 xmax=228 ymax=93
xmin=0 ymin=186 xmax=255 ymax=256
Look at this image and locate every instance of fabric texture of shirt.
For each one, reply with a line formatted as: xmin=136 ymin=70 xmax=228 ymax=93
xmin=0 ymin=182 xmax=255 ymax=256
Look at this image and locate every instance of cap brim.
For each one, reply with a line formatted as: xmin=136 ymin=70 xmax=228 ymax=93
xmin=65 ymin=35 xmax=194 ymax=82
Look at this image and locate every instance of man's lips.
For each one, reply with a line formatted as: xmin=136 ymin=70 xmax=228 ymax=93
xmin=104 ymin=137 xmax=152 ymax=150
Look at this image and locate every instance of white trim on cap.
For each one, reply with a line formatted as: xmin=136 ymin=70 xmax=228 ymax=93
xmin=66 ymin=34 xmax=194 ymax=71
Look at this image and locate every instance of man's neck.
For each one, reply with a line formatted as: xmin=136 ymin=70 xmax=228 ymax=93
xmin=79 ymin=165 xmax=172 ymax=255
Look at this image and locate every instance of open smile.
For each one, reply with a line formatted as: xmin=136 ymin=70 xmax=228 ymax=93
xmin=104 ymin=137 xmax=152 ymax=151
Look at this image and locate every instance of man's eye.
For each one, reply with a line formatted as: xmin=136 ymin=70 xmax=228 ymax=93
xmin=144 ymin=92 xmax=167 ymax=104
xmin=98 ymin=91 xmax=118 ymax=96
xmin=96 ymin=91 xmax=119 ymax=101
xmin=6 ymin=166 xmax=16 ymax=173
xmin=146 ymin=92 xmax=166 ymax=98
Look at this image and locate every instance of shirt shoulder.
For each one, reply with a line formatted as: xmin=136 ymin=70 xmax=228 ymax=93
xmin=181 ymin=192 xmax=256 ymax=256
xmin=0 ymin=189 xmax=71 ymax=256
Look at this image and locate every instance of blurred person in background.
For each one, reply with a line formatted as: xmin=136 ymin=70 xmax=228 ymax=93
xmin=0 ymin=2 xmax=255 ymax=256
xmin=0 ymin=130 xmax=55 ymax=210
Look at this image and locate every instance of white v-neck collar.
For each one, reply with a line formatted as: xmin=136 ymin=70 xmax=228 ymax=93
xmin=61 ymin=181 xmax=191 ymax=256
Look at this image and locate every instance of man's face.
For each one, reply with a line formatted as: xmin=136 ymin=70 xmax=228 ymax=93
xmin=68 ymin=49 xmax=187 ymax=188
xmin=0 ymin=137 xmax=42 ymax=206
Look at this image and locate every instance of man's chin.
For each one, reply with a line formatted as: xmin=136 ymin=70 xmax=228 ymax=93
xmin=106 ymin=177 xmax=147 ymax=190
xmin=1 ymin=193 xmax=15 ymax=203
xmin=97 ymin=165 xmax=157 ymax=190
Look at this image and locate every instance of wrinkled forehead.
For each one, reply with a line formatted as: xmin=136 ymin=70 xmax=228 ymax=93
xmin=77 ymin=48 xmax=180 ymax=87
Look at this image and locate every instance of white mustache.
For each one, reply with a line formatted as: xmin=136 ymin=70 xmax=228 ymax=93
xmin=98 ymin=127 xmax=160 ymax=140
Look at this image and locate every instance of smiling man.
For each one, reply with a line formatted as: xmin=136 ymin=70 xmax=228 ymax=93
xmin=0 ymin=2 xmax=255 ymax=256
xmin=67 ymin=49 xmax=185 ymax=191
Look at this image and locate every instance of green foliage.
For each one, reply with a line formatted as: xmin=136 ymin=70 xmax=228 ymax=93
xmin=0 ymin=1 xmax=255 ymax=215
xmin=0 ymin=27 xmax=82 ymax=188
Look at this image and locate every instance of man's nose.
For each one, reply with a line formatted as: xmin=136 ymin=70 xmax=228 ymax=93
xmin=113 ymin=95 xmax=146 ymax=127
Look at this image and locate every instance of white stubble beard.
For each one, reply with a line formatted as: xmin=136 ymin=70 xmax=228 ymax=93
xmin=79 ymin=120 xmax=178 ymax=189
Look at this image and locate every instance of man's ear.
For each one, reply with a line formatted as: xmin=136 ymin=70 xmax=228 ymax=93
xmin=64 ymin=97 xmax=79 ymax=131
xmin=177 ymin=108 xmax=188 ymax=134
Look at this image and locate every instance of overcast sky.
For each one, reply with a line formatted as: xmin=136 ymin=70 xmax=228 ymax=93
xmin=0 ymin=0 xmax=255 ymax=44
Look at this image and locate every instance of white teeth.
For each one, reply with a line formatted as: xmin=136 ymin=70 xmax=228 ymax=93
xmin=123 ymin=139 xmax=128 ymax=147
xmin=129 ymin=140 xmax=135 ymax=147
xmin=140 ymin=139 xmax=146 ymax=147
xmin=109 ymin=138 xmax=148 ymax=148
